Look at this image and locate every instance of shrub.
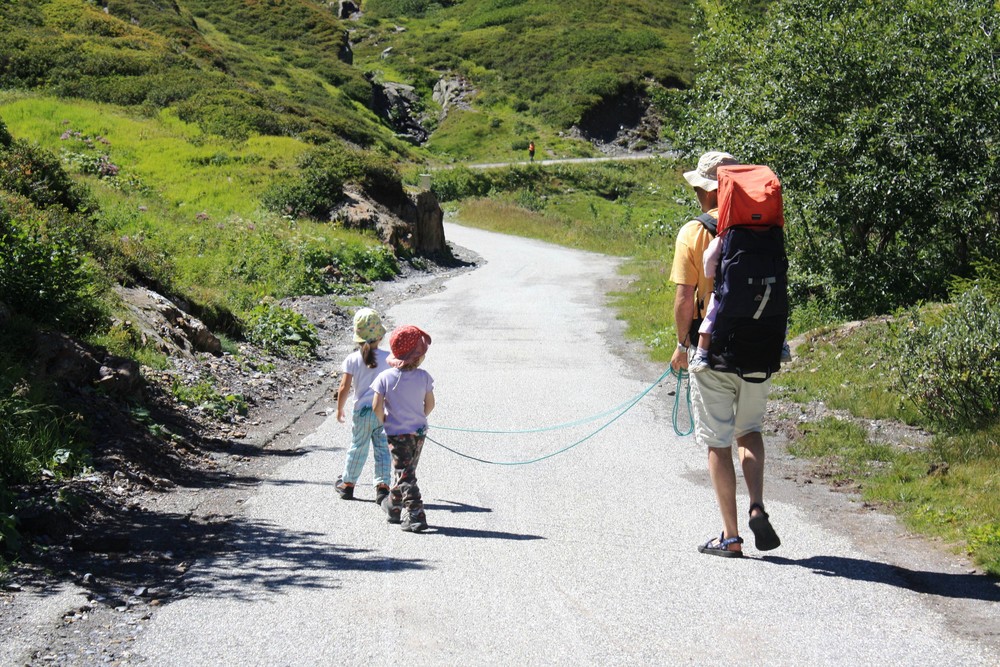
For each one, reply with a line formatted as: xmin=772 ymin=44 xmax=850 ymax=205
xmin=261 ymin=144 xmax=407 ymax=220
xmin=893 ymin=285 xmax=1000 ymax=434
xmin=365 ymin=0 xmax=433 ymax=18
xmin=260 ymin=170 xmax=345 ymax=220
xmin=242 ymin=302 xmax=320 ymax=358
xmin=171 ymin=378 xmax=248 ymax=418
xmin=0 ymin=138 xmax=92 ymax=213
xmin=0 ymin=206 xmax=105 ymax=334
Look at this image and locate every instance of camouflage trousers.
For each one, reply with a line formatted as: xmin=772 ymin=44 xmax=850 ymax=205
xmin=386 ymin=432 xmax=425 ymax=516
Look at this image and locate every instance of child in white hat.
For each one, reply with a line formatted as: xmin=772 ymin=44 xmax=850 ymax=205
xmin=334 ymin=308 xmax=391 ymax=505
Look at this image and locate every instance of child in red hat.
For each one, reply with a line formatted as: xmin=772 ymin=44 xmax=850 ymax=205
xmin=371 ymin=325 xmax=435 ymax=533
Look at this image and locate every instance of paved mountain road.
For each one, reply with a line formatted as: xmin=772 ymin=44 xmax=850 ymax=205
xmin=131 ymin=223 xmax=999 ymax=665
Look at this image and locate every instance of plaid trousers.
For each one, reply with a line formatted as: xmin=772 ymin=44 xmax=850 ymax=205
xmin=341 ymin=407 xmax=390 ymax=486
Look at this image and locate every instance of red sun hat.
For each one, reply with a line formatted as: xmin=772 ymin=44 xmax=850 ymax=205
xmin=387 ymin=325 xmax=432 ymax=368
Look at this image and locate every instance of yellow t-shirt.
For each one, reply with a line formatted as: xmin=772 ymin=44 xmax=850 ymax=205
xmin=669 ymin=210 xmax=717 ymax=319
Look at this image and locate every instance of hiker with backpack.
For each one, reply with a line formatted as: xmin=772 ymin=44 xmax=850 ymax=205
xmin=669 ymin=151 xmax=784 ymax=558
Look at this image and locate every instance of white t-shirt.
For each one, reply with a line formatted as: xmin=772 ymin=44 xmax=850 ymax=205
xmin=342 ymin=348 xmax=390 ymax=411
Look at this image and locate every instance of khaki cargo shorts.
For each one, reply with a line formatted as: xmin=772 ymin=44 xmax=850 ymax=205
xmin=689 ymin=362 xmax=771 ymax=449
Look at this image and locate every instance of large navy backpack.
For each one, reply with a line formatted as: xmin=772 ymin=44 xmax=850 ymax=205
xmin=699 ymin=165 xmax=789 ymax=383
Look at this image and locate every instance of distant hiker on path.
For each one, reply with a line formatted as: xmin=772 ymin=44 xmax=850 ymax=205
xmin=670 ymin=151 xmax=782 ymax=558
xmin=528 ymin=141 xmax=535 ymax=161
xmin=335 ymin=308 xmax=391 ymax=505
xmin=373 ymin=325 xmax=435 ymax=533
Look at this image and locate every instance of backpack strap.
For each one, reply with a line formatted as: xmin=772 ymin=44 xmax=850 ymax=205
xmin=688 ymin=212 xmax=719 ymax=343
xmin=696 ymin=212 xmax=718 ymax=236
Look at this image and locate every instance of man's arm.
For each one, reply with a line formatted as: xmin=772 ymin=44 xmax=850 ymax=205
xmin=671 ymin=283 xmax=695 ymax=372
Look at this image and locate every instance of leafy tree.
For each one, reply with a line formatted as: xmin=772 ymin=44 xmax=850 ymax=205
xmin=679 ymin=0 xmax=1000 ymax=318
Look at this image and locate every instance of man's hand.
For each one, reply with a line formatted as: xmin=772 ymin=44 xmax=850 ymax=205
xmin=671 ymin=346 xmax=689 ymax=373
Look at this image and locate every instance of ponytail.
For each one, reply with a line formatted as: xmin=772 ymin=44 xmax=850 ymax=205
xmin=361 ymin=341 xmax=378 ymax=368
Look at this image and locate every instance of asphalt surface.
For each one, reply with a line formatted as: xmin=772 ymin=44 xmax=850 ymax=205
xmin=131 ymin=223 xmax=999 ymax=666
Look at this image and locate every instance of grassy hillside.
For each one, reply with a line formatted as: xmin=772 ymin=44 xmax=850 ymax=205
xmin=354 ymin=0 xmax=692 ymax=124
xmin=351 ymin=0 xmax=695 ymax=161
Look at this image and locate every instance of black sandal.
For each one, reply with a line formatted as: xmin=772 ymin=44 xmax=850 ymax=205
xmin=748 ymin=503 xmax=781 ymax=551
xmin=698 ymin=532 xmax=744 ymax=558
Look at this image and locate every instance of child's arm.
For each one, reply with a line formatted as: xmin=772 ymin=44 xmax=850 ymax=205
xmin=372 ymin=391 xmax=386 ymax=424
xmin=424 ymin=390 xmax=435 ymax=417
xmin=335 ymin=373 xmax=352 ymax=423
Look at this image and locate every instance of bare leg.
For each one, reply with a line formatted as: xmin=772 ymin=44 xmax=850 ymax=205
xmin=738 ymin=431 xmax=765 ymax=516
xmin=708 ymin=446 xmax=740 ymax=552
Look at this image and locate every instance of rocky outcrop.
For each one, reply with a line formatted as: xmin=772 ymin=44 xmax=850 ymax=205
xmin=432 ymin=76 xmax=474 ymax=120
xmin=368 ymin=77 xmax=429 ymax=144
xmin=573 ymin=80 xmax=666 ymax=153
xmin=336 ymin=187 xmax=448 ymax=258
xmin=338 ymin=0 xmax=359 ymax=19
xmin=115 ymin=287 xmax=223 ymax=360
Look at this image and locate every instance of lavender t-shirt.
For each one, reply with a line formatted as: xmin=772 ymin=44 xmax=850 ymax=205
xmin=371 ymin=367 xmax=434 ymax=436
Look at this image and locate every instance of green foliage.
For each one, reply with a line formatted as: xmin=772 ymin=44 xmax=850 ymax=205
xmin=366 ymin=0 xmax=435 ymax=18
xmin=171 ymin=378 xmax=248 ymax=418
xmin=0 ymin=363 xmax=90 ymax=487
xmin=242 ymin=303 xmax=320 ymax=358
xmin=262 ymin=144 xmax=407 ymax=220
xmin=893 ymin=285 xmax=1000 ymax=434
xmin=0 ymin=137 xmax=92 ymax=212
xmin=681 ymin=0 xmax=1000 ymax=319
xmin=0 ymin=193 xmax=106 ymax=335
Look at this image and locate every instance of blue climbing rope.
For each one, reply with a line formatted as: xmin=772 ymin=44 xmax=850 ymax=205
xmin=425 ymin=366 xmax=678 ymax=465
xmin=668 ymin=367 xmax=694 ymax=437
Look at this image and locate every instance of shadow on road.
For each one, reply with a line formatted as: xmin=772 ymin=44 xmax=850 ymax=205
xmin=20 ymin=507 xmax=428 ymax=608
xmin=180 ymin=518 xmax=429 ymax=601
xmin=423 ymin=500 xmax=493 ymax=514
xmin=761 ymin=555 xmax=1000 ymax=602
xmin=430 ymin=525 xmax=545 ymax=541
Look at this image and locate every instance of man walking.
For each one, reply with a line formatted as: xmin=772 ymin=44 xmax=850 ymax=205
xmin=669 ymin=151 xmax=782 ymax=558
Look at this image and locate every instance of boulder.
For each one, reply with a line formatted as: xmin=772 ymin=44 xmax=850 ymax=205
xmin=335 ymin=188 xmax=448 ymax=257
xmin=115 ymin=286 xmax=223 ymax=359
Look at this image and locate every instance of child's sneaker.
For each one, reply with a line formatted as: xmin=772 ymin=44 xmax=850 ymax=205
xmin=780 ymin=342 xmax=792 ymax=363
xmin=380 ymin=495 xmax=401 ymax=524
xmin=335 ymin=477 xmax=354 ymax=500
xmin=375 ymin=484 xmax=390 ymax=506
xmin=690 ymin=349 xmax=710 ymax=373
xmin=401 ymin=511 xmax=428 ymax=533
